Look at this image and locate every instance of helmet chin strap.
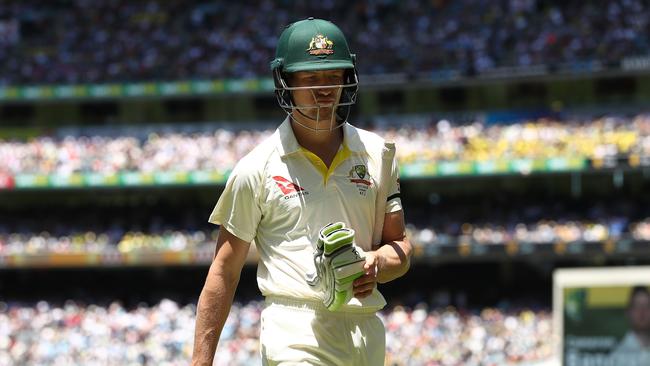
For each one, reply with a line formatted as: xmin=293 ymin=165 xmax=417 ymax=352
xmin=292 ymin=107 xmax=344 ymax=132
xmin=288 ymin=86 xmax=346 ymax=132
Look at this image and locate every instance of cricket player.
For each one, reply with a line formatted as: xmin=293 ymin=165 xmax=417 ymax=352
xmin=192 ymin=18 xmax=411 ymax=366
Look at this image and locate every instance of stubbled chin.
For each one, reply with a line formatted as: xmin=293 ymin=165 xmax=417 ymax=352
xmin=309 ymin=111 xmax=335 ymax=121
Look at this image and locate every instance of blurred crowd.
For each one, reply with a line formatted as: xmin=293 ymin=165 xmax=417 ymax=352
xmin=0 ymin=204 xmax=219 ymax=255
xmin=0 ymin=129 xmax=266 ymax=175
xmin=0 ymin=230 xmax=217 ymax=255
xmin=2 ymin=114 xmax=650 ymax=176
xmin=386 ymin=114 xmax=650 ymax=164
xmin=1 ymin=195 xmax=650 ymax=256
xmin=0 ymin=299 xmax=197 ymax=366
xmin=408 ymin=194 xmax=650 ymax=246
xmin=411 ymin=220 xmax=614 ymax=247
xmin=2 ymin=218 xmax=650 ymax=256
xmin=0 ymin=0 xmax=648 ymax=84
xmin=383 ymin=305 xmax=553 ymax=365
xmin=0 ymin=298 xmax=552 ymax=366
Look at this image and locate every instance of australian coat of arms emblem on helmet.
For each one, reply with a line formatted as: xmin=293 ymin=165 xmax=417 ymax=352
xmin=307 ymin=34 xmax=334 ymax=55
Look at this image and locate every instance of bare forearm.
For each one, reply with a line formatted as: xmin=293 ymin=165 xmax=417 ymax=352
xmin=191 ymin=265 xmax=239 ymax=365
xmin=375 ymin=239 xmax=411 ymax=284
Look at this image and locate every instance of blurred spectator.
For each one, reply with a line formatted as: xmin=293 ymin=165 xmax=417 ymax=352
xmin=382 ymin=305 xmax=553 ymax=366
xmin=0 ymin=298 xmax=552 ymax=366
xmin=632 ymin=219 xmax=650 ymax=241
xmin=0 ymin=130 xmax=267 ymax=175
xmin=2 ymin=114 xmax=650 ymax=176
xmin=408 ymin=220 xmax=613 ymax=247
xmin=0 ymin=195 xmax=649 ymax=255
xmin=0 ymin=0 xmax=648 ymax=84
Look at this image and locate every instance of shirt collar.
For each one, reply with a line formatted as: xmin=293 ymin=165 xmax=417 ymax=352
xmin=275 ymin=117 xmax=366 ymax=157
xmin=276 ymin=117 xmax=301 ymax=157
xmin=342 ymin=122 xmax=366 ymax=153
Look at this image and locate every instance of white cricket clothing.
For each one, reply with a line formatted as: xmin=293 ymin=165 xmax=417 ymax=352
xmin=260 ymin=296 xmax=386 ymax=366
xmin=209 ymin=118 xmax=402 ymax=313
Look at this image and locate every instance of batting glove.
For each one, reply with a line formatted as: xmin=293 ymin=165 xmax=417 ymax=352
xmin=306 ymin=222 xmax=366 ymax=311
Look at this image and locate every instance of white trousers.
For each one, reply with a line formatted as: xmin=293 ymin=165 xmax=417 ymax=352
xmin=260 ymin=296 xmax=386 ymax=366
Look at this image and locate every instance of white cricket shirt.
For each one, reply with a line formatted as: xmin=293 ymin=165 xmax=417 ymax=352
xmin=209 ymin=118 xmax=402 ymax=312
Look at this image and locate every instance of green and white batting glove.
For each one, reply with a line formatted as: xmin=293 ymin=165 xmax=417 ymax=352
xmin=306 ymin=222 xmax=366 ymax=311
xmin=306 ymin=222 xmax=344 ymax=287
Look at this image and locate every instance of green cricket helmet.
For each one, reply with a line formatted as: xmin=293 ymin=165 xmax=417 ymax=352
xmin=271 ymin=17 xmax=359 ymax=131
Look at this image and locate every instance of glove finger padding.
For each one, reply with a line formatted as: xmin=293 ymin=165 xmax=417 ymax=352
xmin=318 ymin=222 xmax=345 ymax=250
xmin=306 ymin=222 xmax=345 ymax=286
xmin=321 ymin=227 xmax=366 ymax=311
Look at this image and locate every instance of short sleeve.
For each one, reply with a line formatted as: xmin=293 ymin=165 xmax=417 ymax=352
xmin=385 ymin=152 xmax=402 ymax=213
xmin=208 ymin=162 xmax=262 ymax=243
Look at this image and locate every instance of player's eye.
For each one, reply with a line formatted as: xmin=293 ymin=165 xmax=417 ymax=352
xmin=329 ymin=75 xmax=344 ymax=83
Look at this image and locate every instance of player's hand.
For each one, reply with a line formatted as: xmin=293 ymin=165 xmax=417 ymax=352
xmin=353 ymin=252 xmax=383 ymax=299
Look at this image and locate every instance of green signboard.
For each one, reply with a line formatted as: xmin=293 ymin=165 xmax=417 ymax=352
xmin=0 ymin=78 xmax=276 ymax=102
xmin=0 ymin=157 xmax=588 ymax=190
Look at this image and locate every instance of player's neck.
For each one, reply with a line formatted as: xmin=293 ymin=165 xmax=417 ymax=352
xmin=290 ymin=115 xmax=343 ymax=167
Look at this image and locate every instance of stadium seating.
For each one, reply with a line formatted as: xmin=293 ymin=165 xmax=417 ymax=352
xmin=0 ymin=0 xmax=647 ymax=84
xmin=0 ymin=299 xmax=552 ymax=366
xmin=2 ymin=114 xmax=649 ymax=175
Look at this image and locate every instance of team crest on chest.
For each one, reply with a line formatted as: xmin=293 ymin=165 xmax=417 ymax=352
xmin=348 ymin=164 xmax=372 ymax=196
xmin=354 ymin=165 xmax=366 ymax=179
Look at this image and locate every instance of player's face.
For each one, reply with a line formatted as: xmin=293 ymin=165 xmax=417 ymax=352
xmin=288 ymin=70 xmax=345 ymax=124
xmin=629 ymin=292 xmax=650 ymax=333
